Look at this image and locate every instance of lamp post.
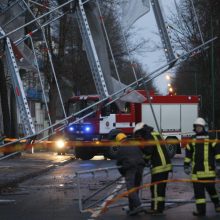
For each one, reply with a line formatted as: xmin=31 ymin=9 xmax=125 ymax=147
xmin=211 ymin=15 xmax=215 ymax=129
xmin=168 ymin=87 xmax=173 ymax=93
xmin=165 ymin=73 xmax=175 ymax=95
xmin=166 ymin=75 xmax=171 ymax=81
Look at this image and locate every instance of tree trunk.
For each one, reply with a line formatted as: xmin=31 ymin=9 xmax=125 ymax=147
xmin=0 ymin=59 xmax=11 ymax=136
xmin=10 ymin=88 xmax=18 ymax=137
xmin=48 ymin=79 xmax=58 ymax=124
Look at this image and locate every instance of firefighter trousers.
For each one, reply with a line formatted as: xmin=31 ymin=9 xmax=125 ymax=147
xmin=193 ymin=177 xmax=219 ymax=214
xmin=150 ymin=171 xmax=169 ymax=212
xmin=124 ymin=165 xmax=144 ymax=210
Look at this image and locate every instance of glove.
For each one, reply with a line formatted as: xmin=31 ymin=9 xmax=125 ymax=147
xmin=145 ymin=160 xmax=151 ymax=168
xmin=184 ymin=166 xmax=191 ymax=175
xmin=143 ymin=154 xmax=151 ymax=167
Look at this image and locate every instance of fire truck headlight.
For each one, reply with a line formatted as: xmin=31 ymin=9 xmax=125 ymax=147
xmin=56 ymin=140 xmax=65 ymax=149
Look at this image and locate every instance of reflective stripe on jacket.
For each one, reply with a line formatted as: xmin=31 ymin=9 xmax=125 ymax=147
xmin=184 ymin=132 xmax=220 ymax=179
xmin=143 ymin=132 xmax=172 ymax=174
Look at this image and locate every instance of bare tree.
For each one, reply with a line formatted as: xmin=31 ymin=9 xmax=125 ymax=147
xmin=0 ymin=57 xmax=11 ymax=136
xmin=168 ymin=0 xmax=220 ymax=128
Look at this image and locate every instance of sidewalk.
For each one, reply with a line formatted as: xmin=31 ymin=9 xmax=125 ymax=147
xmin=0 ymin=151 xmax=74 ymax=190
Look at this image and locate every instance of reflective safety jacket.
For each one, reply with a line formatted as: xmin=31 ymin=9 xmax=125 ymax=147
xmin=142 ymin=132 xmax=172 ymax=175
xmin=184 ymin=132 xmax=220 ymax=179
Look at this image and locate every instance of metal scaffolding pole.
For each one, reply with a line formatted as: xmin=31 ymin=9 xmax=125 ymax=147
xmin=0 ymin=36 xmax=216 ymax=149
xmin=21 ymin=0 xmax=67 ymax=120
xmin=29 ymin=35 xmax=52 ymax=127
xmin=0 ymin=0 xmax=75 ymax=40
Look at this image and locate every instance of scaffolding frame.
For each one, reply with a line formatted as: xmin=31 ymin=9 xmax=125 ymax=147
xmin=0 ymin=0 xmax=72 ymax=137
xmin=0 ymin=0 xmax=216 ymax=151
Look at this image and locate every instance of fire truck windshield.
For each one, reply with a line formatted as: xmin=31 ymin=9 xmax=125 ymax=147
xmin=67 ymin=99 xmax=97 ymax=117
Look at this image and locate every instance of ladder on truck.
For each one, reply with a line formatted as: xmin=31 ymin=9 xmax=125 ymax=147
xmin=0 ymin=27 xmax=35 ymax=136
xmin=75 ymin=0 xmax=109 ymax=99
xmin=151 ymin=0 xmax=176 ymax=64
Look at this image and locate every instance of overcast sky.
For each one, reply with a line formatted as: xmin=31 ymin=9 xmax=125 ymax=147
xmin=132 ymin=0 xmax=178 ymax=94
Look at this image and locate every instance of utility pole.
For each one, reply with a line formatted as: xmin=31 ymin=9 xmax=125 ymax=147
xmin=194 ymin=71 xmax=197 ymax=95
xmin=211 ymin=16 xmax=215 ymax=129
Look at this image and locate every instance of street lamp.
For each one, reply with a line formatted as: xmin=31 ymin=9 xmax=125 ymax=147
xmin=165 ymin=73 xmax=175 ymax=95
xmin=168 ymin=87 xmax=173 ymax=93
xmin=166 ymin=75 xmax=171 ymax=80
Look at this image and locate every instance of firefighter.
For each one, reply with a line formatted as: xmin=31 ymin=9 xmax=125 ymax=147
xmin=108 ymin=129 xmax=146 ymax=216
xmin=133 ymin=122 xmax=172 ymax=215
xmin=184 ymin=117 xmax=220 ymax=216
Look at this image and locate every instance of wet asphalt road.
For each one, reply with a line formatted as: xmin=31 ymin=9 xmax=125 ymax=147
xmin=0 ymin=153 xmax=220 ymax=220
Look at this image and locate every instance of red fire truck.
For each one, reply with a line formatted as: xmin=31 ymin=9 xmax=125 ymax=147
xmin=59 ymin=90 xmax=199 ymax=160
xmin=52 ymin=1 xmax=198 ymax=159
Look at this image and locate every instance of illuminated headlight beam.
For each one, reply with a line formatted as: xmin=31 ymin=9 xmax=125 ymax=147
xmin=56 ymin=139 xmax=65 ymax=148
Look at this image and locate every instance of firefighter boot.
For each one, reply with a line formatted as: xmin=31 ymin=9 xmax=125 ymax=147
xmin=147 ymin=209 xmax=164 ymax=216
xmin=193 ymin=203 xmax=206 ymax=216
xmin=192 ymin=211 xmax=206 ymax=216
xmin=127 ymin=205 xmax=146 ymax=216
xmin=215 ymin=204 xmax=220 ymax=213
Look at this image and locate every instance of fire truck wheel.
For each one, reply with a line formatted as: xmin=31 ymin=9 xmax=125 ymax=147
xmin=75 ymin=147 xmax=94 ymax=160
xmin=79 ymin=154 xmax=94 ymax=160
xmin=106 ymin=146 xmax=118 ymax=159
xmin=165 ymin=137 xmax=178 ymax=158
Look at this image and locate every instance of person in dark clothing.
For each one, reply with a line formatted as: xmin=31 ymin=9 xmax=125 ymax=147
xmin=184 ymin=117 xmax=220 ymax=216
xmin=108 ymin=129 xmax=145 ymax=216
xmin=133 ymin=122 xmax=172 ymax=215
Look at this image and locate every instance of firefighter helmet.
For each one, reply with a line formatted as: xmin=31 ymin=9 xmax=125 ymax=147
xmin=116 ymin=133 xmax=127 ymax=142
xmin=108 ymin=129 xmax=122 ymax=140
xmin=193 ymin=117 xmax=206 ymax=127
xmin=133 ymin=122 xmax=146 ymax=133
xmin=133 ymin=122 xmax=153 ymax=134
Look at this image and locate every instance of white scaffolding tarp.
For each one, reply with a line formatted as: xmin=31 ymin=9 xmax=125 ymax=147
xmin=121 ymin=0 xmax=150 ymax=29
xmin=86 ymin=1 xmax=146 ymax=106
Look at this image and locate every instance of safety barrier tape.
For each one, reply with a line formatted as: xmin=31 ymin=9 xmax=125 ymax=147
xmin=1 ymin=138 xmax=220 ymax=153
xmin=2 ymin=138 xmax=220 ymax=145
xmin=2 ymin=130 xmax=220 ymax=142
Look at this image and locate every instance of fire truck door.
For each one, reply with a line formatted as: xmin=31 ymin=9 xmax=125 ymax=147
xmin=99 ymin=114 xmax=116 ymax=134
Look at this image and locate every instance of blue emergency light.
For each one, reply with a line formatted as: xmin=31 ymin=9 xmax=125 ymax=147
xmin=68 ymin=126 xmax=75 ymax=132
xmin=84 ymin=125 xmax=92 ymax=133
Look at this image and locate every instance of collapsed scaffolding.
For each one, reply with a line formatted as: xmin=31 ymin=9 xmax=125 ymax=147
xmin=0 ymin=0 xmax=215 ymax=149
xmin=75 ymin=164 xmax=220 ymax=218
xmin=0 ymin=0 xmax=218 ymax=213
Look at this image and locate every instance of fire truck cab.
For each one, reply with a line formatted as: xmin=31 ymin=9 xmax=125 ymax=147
xmin=64 ymin=90 xmax=199 ymax=160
